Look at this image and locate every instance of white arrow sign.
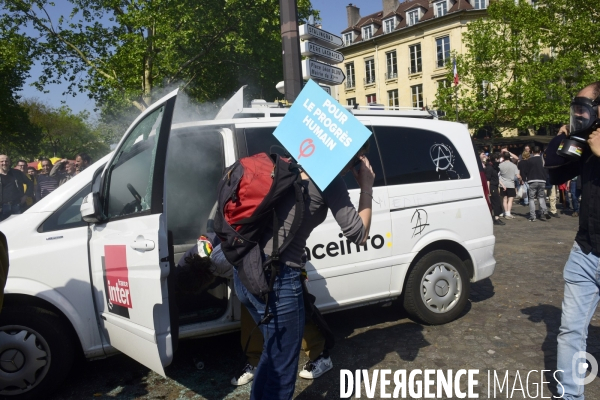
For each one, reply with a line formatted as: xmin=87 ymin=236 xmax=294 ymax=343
xmin=300 ymin=41 xmax=344 ymax=64
xmin=299 ymin=24 xmax=343 ymax=48
xmin=302 ymin=59 xmax=345 ymax=85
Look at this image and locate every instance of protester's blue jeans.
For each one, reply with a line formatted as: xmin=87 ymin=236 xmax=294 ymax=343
xmin=570 ymin=181 xmax=581 ymax=212
xmin=0 ymin=203 xmax=21 ymax=221
xmin=556 ymin=242 xmax=600 ymax=399
xmin=233 ymin=265 xmax=305 ymax=400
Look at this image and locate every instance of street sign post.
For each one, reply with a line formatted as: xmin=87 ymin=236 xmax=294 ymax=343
xmin=302 ymin=59 xmax=345 ymax=85
xmin=300 ymin=41 xmax=344 ymax=63
xmin=299 ymin=24 xmax=343 ymax=47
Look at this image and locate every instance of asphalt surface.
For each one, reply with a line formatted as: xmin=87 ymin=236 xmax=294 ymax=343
xmin=51 ymin=203 xmax=600 ymax=399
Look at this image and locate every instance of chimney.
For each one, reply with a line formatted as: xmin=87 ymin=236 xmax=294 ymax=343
xmin=382 ymin=0 xmax=399 ymax=16
xmin=346 ymin=3 xmax=361 ymax=28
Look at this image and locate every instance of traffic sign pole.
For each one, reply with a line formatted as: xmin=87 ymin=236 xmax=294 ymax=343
xmin=279 ymin=0 xmax=303 ymax=102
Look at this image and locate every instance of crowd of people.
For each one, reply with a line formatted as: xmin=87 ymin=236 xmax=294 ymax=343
xmin=0 ymin=153 xmax=92 ymax=221
xmin=480 ymin=144 xmax=580 ymax=225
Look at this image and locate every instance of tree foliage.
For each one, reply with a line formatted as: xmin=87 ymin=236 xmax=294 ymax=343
xmin=0 ymin=27 xmax=42 ymax=158
xmin=434 ymin=0 xmax=600 ymax=137
xmin=1 ymin=0 xmax=318 ymax=122
xmin=21 ymin=99 xmax=110 ymax=160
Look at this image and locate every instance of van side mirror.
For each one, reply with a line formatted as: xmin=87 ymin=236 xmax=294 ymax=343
xmin=80 ymin=192 xmax=103 ymax=223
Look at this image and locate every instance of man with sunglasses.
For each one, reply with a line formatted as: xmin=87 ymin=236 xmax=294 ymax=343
xmin=545 ymin=81 xmax=600 ymax=400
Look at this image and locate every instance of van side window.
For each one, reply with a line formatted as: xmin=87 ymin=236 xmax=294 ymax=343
xmin=103 ymin=106 xmax=165 ymax=219
xmin=243 ymin=127 xmax=385 ymax=190
xmin=38 ymin=183 xmax=92 ymax=232
xmin=374 ymin=126 xmax=470 ymax=185
xmin=165 ymin=128 xmax=225 ymax=245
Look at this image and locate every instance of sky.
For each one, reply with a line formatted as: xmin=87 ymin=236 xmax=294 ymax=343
xmin=17 ymin=0 xmax=383 ymax=117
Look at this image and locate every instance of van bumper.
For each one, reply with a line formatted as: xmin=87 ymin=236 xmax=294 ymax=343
xmin=464 ymin=236 xmax=496 ymax=282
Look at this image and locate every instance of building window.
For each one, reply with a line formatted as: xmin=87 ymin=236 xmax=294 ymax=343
xmin=384 ymin=18 xmax=395 ymax=33
xmin=386 ymin=51 xmax=397 ymax=79
xmin=436 ymin=36 xmax=450 ymax=68
xmin=365 ymin=59 xmax=376 ymax=85
xmin=344 ymin=32 xmax=353 ymax=46
xmin=347 ymin=98 xmax=357 ymax=106
xmin=346 ymin=63 xmax=355 ymax=88
xmin=473 ymin=0 xmax=487 ymax=9
xmin=411 ymin=84 xmax=423 ymax=108
xmin=366 ymin=94 xmax=377 ymax=104
xmin=362 ymin=26 xmax=373 ymax=40
xmin=407 ymin=9 xmax=419 ymax=26
xmin=434 ymin=1 xmax=447 ymax=17
xmin=409 ymin=44 xmax=422 ymax=74
xmin=388 ymin=89 xmax=399 ymax=108
xmin=437 ymin=79 xmax=449 ymax=89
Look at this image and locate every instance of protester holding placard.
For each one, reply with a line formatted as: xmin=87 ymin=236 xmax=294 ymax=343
xmin=233 ymin=140 xmax=375 ymax=400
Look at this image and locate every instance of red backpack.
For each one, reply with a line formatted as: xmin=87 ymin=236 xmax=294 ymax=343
xmin=213 ymin=153 xmax=305 ymax=302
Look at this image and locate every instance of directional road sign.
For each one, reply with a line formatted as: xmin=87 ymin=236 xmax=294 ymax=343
xmin=300 ymin=41 xmax=344 ymax=64
xmin=302 ymin=59 xmax=345 ymax=85
xmin=299 ymin=24 xmax=343 ymax=48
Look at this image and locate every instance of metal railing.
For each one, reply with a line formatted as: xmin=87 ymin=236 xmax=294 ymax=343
xmin=364 ymin=77 xmax=376 ymax=85
xmin=385 ymin=72 xmax=398 ymax=80
xmin=345 ymin=80 xmax=355 ymax=89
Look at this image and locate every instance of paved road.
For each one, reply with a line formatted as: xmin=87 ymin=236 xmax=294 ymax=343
xmin=52 ymin=204 xmax=600 ymax=399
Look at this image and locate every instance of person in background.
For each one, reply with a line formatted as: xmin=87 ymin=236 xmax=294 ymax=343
xmin=479 ymin=151 xmax=487 ymax=170
xmin=27 ymin=166 xmax=36 ymax=178
xmin=35 ymin=158 xmax=60 ymax=201
xmin=517 ymin=151 xmax=531 ymax=206
xmin=484 ymin=153 xmax=505 ymax=226
xmin=500 ymin=145 xmax=518 ymax=162
xmin=519 ymin=146 xmax=548 ymax=222
xmin=0 ymin=155 xmax=31 ymax=221
xmin=498 ymin=151 xmax=521 ymax=219
xmin=14 ymin=160 xmax=34 ymax=210
xmin=75 ymin=153 xmax=91 ymax=174
xmin=50 ymin=158 xmax=76 ymax=186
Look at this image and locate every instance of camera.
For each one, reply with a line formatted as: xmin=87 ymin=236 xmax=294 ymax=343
xmin=557 ymin=96 xmax=600 ymax=161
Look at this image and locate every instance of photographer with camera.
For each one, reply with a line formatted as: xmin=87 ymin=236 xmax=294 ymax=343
xmin=545 ymin=81 xmax=600 ymax=399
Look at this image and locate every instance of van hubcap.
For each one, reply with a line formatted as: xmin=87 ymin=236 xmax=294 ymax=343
xmin=420 ymin=262 xmax=462 ymax=313
xmin=0 ymin=327 xmax=50 ymax=395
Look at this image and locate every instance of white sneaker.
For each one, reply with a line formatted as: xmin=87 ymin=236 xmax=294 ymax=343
xmin=504 ymin=214 xmax=515 ymax=219
xmin=231 ymin=363 xmax=255 ymax=386
xmin=298 ymin=355 xmax=333 ymax=379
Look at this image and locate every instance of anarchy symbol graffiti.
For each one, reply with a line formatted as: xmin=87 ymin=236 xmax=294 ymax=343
xmin=430 ymin=143 xmax=454 ymax=172
xmin=411 ymin=208 xmax=429 ymax=237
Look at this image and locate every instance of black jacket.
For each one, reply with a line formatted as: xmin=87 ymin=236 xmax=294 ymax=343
xmin=519 ymin=156 xmax=547 ymax=183
xmin=546 ymin=134 xmax=600 ymax=255
xmin=0 ymin=170 xmax=32 ymax=204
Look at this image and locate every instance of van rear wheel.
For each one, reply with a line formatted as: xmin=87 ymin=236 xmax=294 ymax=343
xmin=403 ymin=250 xmax=470 ymax=325
xmin=0 ymin=306 xmax=75 ymax=400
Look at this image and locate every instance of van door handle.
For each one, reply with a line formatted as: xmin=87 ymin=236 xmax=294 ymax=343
xmin=130 ymin=238 xmax=155 ymax=251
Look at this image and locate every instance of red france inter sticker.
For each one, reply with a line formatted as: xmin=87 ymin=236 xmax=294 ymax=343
xmin=104 ymin=245 xmax=133 ymax=309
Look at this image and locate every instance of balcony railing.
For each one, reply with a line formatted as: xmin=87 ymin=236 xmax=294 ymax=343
xmin=364 ymin=76 xmax=376 ymax=85
xmin=345 ymin=80 xmax=355 ymax=89
xmin=385 ymin=72 xmax=398 ymax=80
xmin=408 ymin=65 xmax=422 ymax=74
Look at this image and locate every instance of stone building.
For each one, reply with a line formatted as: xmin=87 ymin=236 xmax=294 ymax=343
xmin=337 ymin=0 xmax=488 ymax=110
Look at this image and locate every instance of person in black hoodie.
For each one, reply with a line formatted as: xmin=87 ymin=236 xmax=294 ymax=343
xmin=545 ymin=81 xmax=600 ymax=400
xmin=484 ymin=153 xmax=505 ymax=225
xmin=519 ymin=146 xmax=548 ymax=221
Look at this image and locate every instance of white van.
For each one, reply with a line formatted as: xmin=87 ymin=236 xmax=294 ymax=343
xmin=0 ymin=89 xmax=495 ymax=399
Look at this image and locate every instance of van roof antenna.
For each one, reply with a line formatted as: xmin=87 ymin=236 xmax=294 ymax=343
xmin=215 ymin=85 xmax=247 ymax=120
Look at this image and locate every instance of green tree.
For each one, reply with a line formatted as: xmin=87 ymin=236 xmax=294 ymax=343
xmin=21 ymin=99 xmax=109 ymax=160
xmin=1 ymin=0 xmax=317 ymax=122
xmin=434 ymin=0 xmax=600 ymax=138
xmin=0 ymin=27 xmax=42 ymax=158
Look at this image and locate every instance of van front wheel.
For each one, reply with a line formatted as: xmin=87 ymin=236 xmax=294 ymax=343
xmin=0 ymin=306 xmax=75 ymax=400
xmin=403 ymin=250 xmax=470 ymax=325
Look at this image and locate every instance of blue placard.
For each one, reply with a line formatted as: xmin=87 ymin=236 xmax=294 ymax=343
xmin=273 ymin=80 xmax=372 ymax=190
